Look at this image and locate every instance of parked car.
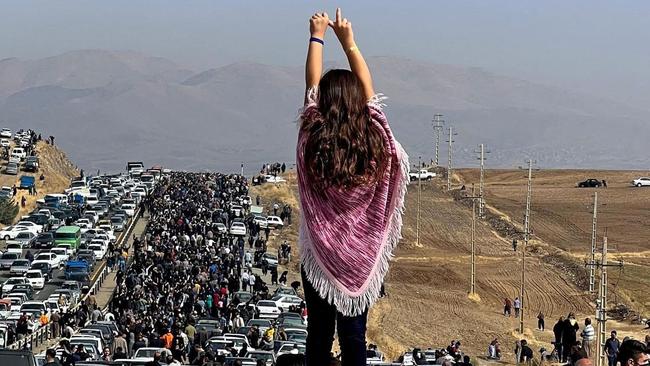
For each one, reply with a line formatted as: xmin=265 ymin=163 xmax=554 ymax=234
xmin=32 ymin=252 xmax=61 ymax=268
xmin=33 ymin=232 xmax=55 ymax=249
xmin=0 ymin=138 xmax=10 ymax=148
xmin=409 ymin=169 xmax=437 ymax=181
xmin=632 ymin=177 xmax=650 ymax=187
xmin=578 ymin=179 xmax=602 ymax=188
xmin=5 ymin=162 xmax=18 ymax=175
xmin=266 ymin=216 xmax=284 ymax=229
xmin=24 ymin=270 xmax=45 ymax=290
xmin=255 ymin=300 xmax=281 ymax=319
xmin=0 ymin=226 xmax=31 ymax=240
xmin=7 ymin=231 xmax=37 ymax=248
xmin=15 ymin=221 xmax=42 ymax=234
xmin=0 ymin=128 xmax=11 ymax=138
xmin=272 ymin=294 xmax=304 ymax=312
xmin=10 ymin=259 xmax=31 ymax=276
xmin=2 ymin=278 xmax=29 ymax=296
xmin=229 ymin=222 xmax=247 ymax=236
xmin=30 ymin=262 xmax=53 ymax=281
xmin=0 ymin=252 xmax=20 ymax=269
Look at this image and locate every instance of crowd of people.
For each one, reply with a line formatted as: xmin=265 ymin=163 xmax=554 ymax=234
xmin=97 ymin=172 xmax=303 ymax=365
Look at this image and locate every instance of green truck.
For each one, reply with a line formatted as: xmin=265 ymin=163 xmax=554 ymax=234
xmin=54 ymin=225 xmax=81 ymax=250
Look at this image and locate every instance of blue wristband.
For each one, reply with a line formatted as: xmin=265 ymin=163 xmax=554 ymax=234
xmin=310 ymin=37 xmax=324 ymax=45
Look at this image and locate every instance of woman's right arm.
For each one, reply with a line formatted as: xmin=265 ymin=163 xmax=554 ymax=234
xmin=329 ymin=8 xmax=375 ymax=100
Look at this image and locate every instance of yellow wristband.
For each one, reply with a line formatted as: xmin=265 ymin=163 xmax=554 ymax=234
xmin=347 ymin=46 xmax=359 ymax=54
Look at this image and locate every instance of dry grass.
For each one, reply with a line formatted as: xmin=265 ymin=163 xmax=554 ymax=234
xmin=252 ymin=168 xmax=650 ymax=363
xmin=0 ymin=142 xmax=78 ymax=222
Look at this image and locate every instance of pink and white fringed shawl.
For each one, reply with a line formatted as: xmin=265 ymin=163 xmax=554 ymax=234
xmin=297 ymin=88 xmax=409 ymax=317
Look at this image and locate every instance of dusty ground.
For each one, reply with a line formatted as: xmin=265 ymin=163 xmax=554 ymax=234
xmin=0 ymin=141 xmax=78 ymax=223
xmin=253 ymin=169 xmax=650 ymax=363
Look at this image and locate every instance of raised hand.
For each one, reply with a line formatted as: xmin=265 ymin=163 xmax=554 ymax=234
xmin=328 ymin=8 xmax=355 ymax=48
xmin=309 ymin=12 xmax=330 ymax=39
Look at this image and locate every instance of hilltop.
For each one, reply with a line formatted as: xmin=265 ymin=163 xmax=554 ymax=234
xmin=0 ymin=141 xmax=79 ymax=221
xmin=1 ymin=50 xmax=649 ymax=172
xmin=253 ymin=169 xmax=650 ymax=362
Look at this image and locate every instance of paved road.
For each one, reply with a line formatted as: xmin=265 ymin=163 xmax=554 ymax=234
xmin=0 ymin=226 xmax=131 ymax=302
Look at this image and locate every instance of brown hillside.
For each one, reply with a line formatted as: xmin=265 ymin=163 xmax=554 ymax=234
xmin=254 ymin=169 xmax=649 ymax=363
xmin=0 ymin=141 xmax=79 ymax=221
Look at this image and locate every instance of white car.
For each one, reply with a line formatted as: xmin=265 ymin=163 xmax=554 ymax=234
xmin=272 ymin=295 xmax=304 ymax=312
xmin=214 ymin=223 xmax=227 ymax=234
xmin=16 ymin=221 xmax=43 ymax=234
xmin=24 ymin=270 xmax=45 ymax=290
xmin=0 ymin=128 xmax=11 ymax=138
xmin=229 ymin=222 xmax=247 ymax=236
xmin=255 ymin=300 xmax=281 ymax=319
xmin=2 ymin=277 xmax=28 ymax=294
xmin=5 ymin=243 xmax=25 ymax=255
xmin=253 ymin=216 xmax=268 ymax=229
xmin=11 ymin=147 xmax=26 ymax=159
xmin=632 ymin=177 xmax=650 ymax=187
xmin=132 ymin=348 xmax=168 ymax=362
xmin=93 ymin=234 xmax=111 ymax=246
xmin=264 ymin=175 xmax=286 ymax=183
xmin=0 ymin=226 xmax=31 ymax=240
xmin=97 ymin=226 xmax=115 ymax=241
xmin=88 ymin=244 xmax=106 ymax=260
xmin=0 ymin=139 xmax=10 ymax=148
xmin=55 ymin=243 xmax=75 ymax=257
xmin=32 ymin=252 xmax=61 ymax=268
xmin=266 ymin=216 xmax=284 ymax=229
xmin=121 ymin=203 xmax=136 ymax=217
xmin=49 ymin=247 xmax=70 ymax=264
xmin=276 ymin=343 xmax=306 ymax=356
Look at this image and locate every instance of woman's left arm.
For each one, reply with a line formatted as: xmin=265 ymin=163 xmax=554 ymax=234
xmin=305 ymin=12 xmax=329 ymax=103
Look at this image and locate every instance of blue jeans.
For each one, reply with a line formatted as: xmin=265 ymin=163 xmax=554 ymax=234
xmin=301 ymin=268 xmax=367 ymax=366
xmin=608 ymin=355 xmax=617 ymax=366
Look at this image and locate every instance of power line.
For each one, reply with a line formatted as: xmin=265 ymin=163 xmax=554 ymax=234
xmin=446 ymin=126 xmax=457 ymax=191
xmin=519 ymin=159 xmax=536 ymax=334
xmin=474 ymin=144 xmax=491 ymax=218
xmin=432 ymin=114 xmax=445 ymax=167
xmin=589 ymin=192 xmax=598 ymax=294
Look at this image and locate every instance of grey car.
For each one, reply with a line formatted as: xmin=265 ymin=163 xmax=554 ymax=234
xmin=9 ymin=259 xmax=31 ymax=276
xmin=5 ymin=162 xmax=18 ymax=175
xmin=0 ymin=252 xmax=19 ymax=269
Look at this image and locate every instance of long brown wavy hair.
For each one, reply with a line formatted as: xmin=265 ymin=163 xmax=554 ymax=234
xmin=301 ymin=69 xmax=387 ymax=189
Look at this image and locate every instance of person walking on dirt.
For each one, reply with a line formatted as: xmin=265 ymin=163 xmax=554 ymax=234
xmin=297 ymin=8 xmax=408 ymax=366
xmin=514 ymin=297 xmax=521 ymax=318
xmin=537 ymin=312 xmax=545 ymax=331
xmin=513 ymin=239 xmax=518 ymax=252
xmin=504 ymin=298 xmax=512 ymax=317
xmin=562 ymin=313 xmax=580 ymax=363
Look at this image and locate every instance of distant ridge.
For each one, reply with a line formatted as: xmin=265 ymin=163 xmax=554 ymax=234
xmin=0 ymin=50 xmax=647 ymax=172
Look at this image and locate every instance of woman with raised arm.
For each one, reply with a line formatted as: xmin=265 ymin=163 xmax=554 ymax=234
xmin=297 ymin=8 xmax=409 ymax=366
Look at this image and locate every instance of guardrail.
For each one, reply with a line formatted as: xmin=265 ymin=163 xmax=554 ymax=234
xmin=8 ymin=207 xmax=143 ymax=351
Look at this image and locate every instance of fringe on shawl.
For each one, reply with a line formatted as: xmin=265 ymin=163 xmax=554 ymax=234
xmin=300 ymin=140 xmax=410 ymax=317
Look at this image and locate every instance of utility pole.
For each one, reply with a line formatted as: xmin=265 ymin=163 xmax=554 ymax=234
xmin=475 ymin=144 xmax=490 ymax=218
xmin=417 ymin=156 xmax=422 ymax=247
xmin=461 ymin=184 xmax=481 ymax=296
xmin=520 ymin=159 xmax=534 ymax=334
xmin=586 ymin=234 xmax=623 ymax=366
xmin=446 ymin=126 xmax=457 ymax=191
xmin=240 ymin=162 xmax=244 ymax=176
xmin=589 ymin=192 xmax=598 ymax=294
xmin=432 ymin=114 xmax=445 ymax=166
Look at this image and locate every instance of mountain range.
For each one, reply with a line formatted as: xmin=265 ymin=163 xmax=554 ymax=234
xmin=0 ymin=49 xmax=647 ymax=172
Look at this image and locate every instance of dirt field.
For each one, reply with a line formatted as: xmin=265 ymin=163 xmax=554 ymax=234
xmin=254 ymin=169 xmax=650 ymax=363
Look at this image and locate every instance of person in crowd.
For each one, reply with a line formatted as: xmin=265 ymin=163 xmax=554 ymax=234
xmin=562 ymin=313 xmax=580 ymax=363
xmin=519 ymin=340 xmax=534 ymax=365
xmin=605 ymin=330 xmax=622 ymax=366
xmin=537 ymin=311 xmax=545 ymax=331
xmin=513 ymin=297 xmax=521 ymax=317
xmin=617 ymin=339 xmax=649 ymax=366
xmin=504 ymin=298 xmax=512 ymax=317
xmin=581 ymin=318 xmax=596 ymax=358
xmin=298 ymin=8 xmax=408 ymax=366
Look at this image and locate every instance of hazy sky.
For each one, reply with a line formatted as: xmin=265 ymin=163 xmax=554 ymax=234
xmin=2 ymin=1 xmax=649 ymax=106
